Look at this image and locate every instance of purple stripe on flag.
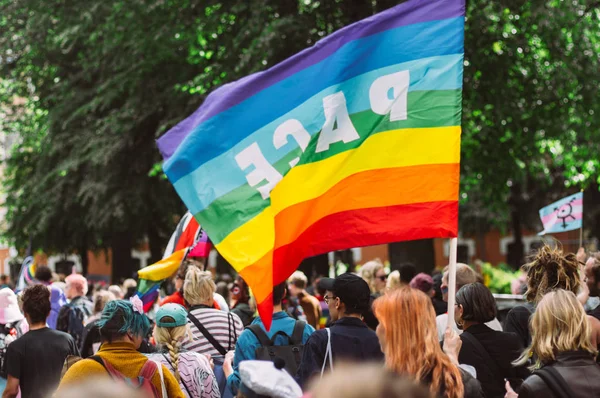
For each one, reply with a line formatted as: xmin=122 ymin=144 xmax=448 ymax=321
xmin=157 ymin=0 xmax=465 ymax=160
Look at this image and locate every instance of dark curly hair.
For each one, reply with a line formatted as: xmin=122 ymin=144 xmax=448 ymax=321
xmin=525 ymin=244 xmax=580 ymax=304
xmin=34 ymin=265 xmax=53 ymax=283
xmin=22 ymin=284 xmax=51 ymax=324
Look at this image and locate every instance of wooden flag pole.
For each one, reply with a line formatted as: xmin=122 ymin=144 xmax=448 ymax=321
xmin=446 ymin=237 xmax=459 ymax=331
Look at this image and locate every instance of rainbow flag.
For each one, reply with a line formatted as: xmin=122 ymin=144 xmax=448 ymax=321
xmin=158 ymin=0 xmax=464 ymax=327
xmin=16 ymin=256 xmax=36 ymax=292
xmin=137 ymin=249 xmax=188 ymax=312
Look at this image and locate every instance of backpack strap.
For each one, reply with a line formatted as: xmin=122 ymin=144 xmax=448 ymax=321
xmin=247 ymin=324 xmax=273 ymax=347
xmin=188 ymin=312 xmax=228 ymax=356
xmin=89 ymin=355 xmax=121 ymax=379
xmin=534 ymin=367 xmax=576 ymax=398
xmin=290 ymin=320 xmax=306 ymax=345
xmin=139 ymin=360 xmax=158 ymax=380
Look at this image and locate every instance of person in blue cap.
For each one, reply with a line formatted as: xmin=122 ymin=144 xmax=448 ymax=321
xmin=146 ymin=303 xmax=220 ymax=398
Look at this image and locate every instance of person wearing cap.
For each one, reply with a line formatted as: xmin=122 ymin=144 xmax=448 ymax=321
xmin=146 ymin=304 xmax=220 ymax=398
xmin=296 ymin=273 xmax=383 ymax=387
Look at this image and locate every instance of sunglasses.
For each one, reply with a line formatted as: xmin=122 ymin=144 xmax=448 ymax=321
xmin=324 ymin=295 xmax=337 ymax=304
xmin=376 ymin=275 xmax=388 ymax=281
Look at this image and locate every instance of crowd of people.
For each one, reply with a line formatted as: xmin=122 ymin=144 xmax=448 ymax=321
xmin=0 ymin=244 xmax=599 ymax=397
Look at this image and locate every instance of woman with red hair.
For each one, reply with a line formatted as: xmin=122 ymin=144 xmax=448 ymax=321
xmin=373 ymin=287 xmax=483 ymax=398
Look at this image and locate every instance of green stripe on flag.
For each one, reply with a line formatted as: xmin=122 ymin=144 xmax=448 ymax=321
xmin=197 ymin=89 xmax=461 ymax=244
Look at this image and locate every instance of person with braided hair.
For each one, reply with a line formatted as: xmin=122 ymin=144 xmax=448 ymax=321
xmin=147 ymin=304 xmax=220 ymax=398
xmin=504 ymin=244 xmax=586 ymax=348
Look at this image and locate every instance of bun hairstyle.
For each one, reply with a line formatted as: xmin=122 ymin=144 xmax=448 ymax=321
xmin=525 ymin=244 xmax=581 ymax=304
xmin=183 ymin=266 xmax=215 ymax=306
xmin=97 ymin=300 xmax=150 ymax=342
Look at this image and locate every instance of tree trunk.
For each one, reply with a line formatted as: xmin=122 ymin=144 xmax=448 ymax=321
xmin=507 ymin=182 xmax=525 ymax=269
xmin=388 ymin=239 xmax=435 ymax=274
xmin=78 ymin=241 xmax=89 ymax=276
xmin=147 ymin=226 xmax=164 ymax=265
xmin=298 ymin=254 xmax=330 ymax=280
xmin=111 ymin=232 xmax=135 ymax=283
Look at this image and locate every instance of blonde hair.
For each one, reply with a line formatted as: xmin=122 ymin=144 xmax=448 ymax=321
xmin=153 ymin=324 xmax=193 ymax=383
xmin=288 ymin=271 xmax=308 ymax=289
xmin=387 ymin=270 xmax=401 ymax=290
xmin=308 ymin=363 xmax=432 ymax=398
xmin=514 ymin=289 xmax=597 ymax=369
xmin=123 ymin=278 xmax=137 ymax=290
xmin=443 ymin=263 xmax=477 ymax=290
xmin=359 ymin=260 xmax=384 ymax=294
xmin=183 ymin=267 xmax=215 ymax=306
xmin=93 ymin=290 xmax=116 ymax=315
xmin=65 ymin=274 xmax=88 ymax=296
xmin=373 ymin=288 xmax=463 ymax=398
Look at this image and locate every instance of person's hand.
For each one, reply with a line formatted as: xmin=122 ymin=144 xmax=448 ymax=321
xmin=223 ymin=350 xmax=235 ymax=378
xmin=505 ymin=379 xmax=518 ymax=398
xmin=443 ymin=327 xmax=462 ymax=365
xmin=578 ymin=280 xmax=590 ymax=306
xmin=577 ymin=247 xmax=587 ymax=264
xmin=204 ymin=354 xmax=215 ymax=370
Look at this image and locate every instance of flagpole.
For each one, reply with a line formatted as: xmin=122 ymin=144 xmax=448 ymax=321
xmin=446 ymin=237 xmax=458 ymax=331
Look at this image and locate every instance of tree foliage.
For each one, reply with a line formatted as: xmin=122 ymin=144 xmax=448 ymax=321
xmin=0 ymin=0 xmax=599 ymax=277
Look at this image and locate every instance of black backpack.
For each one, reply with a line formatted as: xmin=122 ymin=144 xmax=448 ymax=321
xmin=247 ymin=320 xmax=306 ymax=376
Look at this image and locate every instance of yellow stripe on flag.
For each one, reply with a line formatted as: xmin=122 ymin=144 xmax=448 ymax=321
xmin=217 ymin=126 xmax=460 ymax=271
xmin=138 ymin=249 xmax=186 ymax=282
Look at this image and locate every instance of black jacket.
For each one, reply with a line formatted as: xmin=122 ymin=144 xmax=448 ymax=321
xmin=231 ymin=302 xmax=254 ymax=327
xmin=458 ymin=324 xmax=530 ymax=398
xmin=296 ymin=317 xmax=383 ymax=387
xmin=422 ymin=368 xmax=484 ymax=398
xmin=504 ymin=303 xmax=535 ymax=348
xmin=518 ymin=351 xmax=600 ymax=398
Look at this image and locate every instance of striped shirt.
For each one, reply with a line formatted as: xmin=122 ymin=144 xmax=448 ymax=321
xmin=147 ymin=351 xmax=220 ymax=398
xmin=184 ymin=307 xmax=243 ymax=359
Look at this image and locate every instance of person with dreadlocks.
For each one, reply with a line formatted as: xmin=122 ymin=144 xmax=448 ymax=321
xmin=504 ymin=244 xmax=584 ymax=349
xmin=146 ymin=304 xmax=220 ymax=398
xmin=58 ymin=298 xmax=184 ymax=398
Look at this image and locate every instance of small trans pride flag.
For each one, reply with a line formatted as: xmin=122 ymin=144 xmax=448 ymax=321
xmin=538 ymin=192 xmax=583 ymax=235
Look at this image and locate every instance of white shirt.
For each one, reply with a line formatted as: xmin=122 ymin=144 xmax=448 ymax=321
xmin=436 ymin=313 xmax=502 ymax=342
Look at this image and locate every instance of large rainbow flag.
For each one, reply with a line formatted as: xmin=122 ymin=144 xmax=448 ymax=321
xmin=158 ymin=0 xmax=465 ymax=327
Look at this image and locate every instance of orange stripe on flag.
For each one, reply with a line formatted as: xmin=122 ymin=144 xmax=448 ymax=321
xmin=273 ymin=163 xmax=459 ymax=250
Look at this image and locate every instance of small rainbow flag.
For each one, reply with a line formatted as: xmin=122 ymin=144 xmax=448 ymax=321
xmin=16 ymin=256 xmax=36 ymax=292
xmin=137 ymin=215 xmax=213 ymax=312
xmin=136 ymin=249 xmax=187 ymax=312
xmin=158 ymin=0 xmax=465 ymax=327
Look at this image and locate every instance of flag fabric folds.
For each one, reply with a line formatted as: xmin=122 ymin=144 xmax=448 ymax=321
xmin=16 ymin=256 xmax=36 ymax=292
xmin=137 ymin=249 xmax=188 ymax=312
xmin=538 ymin=192 xmax=583 ymax=235
xmin=157 ymin=0 xmax=465 ymax=327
